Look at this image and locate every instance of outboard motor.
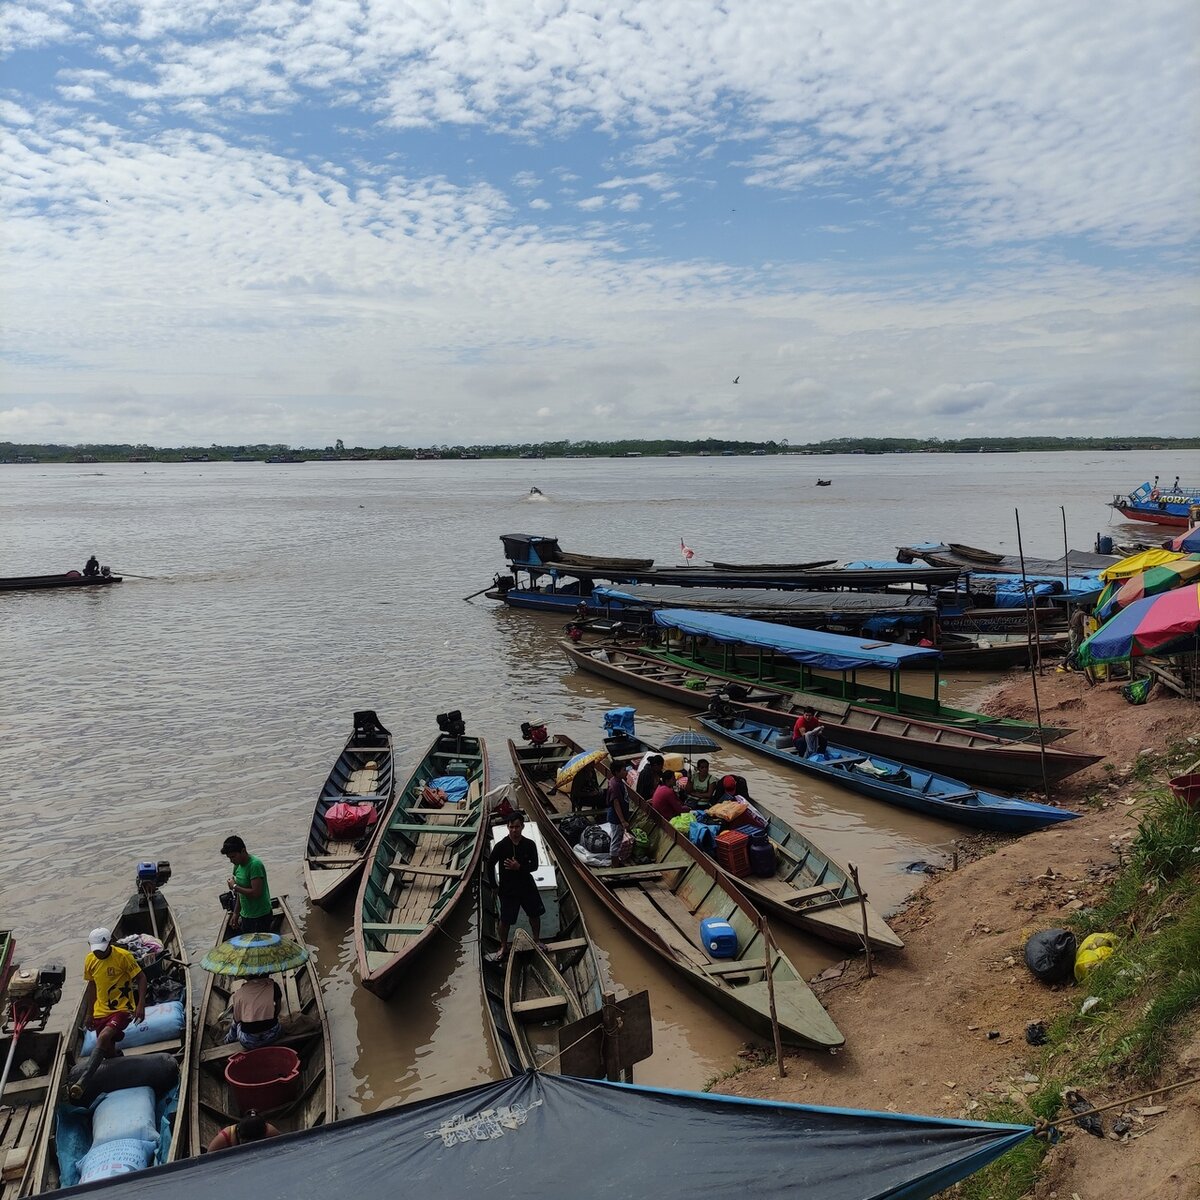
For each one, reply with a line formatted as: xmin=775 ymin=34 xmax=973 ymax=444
xmin=520 ymin=719 xmax=548 ymax=749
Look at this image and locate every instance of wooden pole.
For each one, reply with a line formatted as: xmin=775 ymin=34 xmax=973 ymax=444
xmin=762 ymin=925 xmax=787 ymax=1077
xmin=1015 ymin=509 xmax=1053 ymax=801
xmin=600 ymin=991 xmax=621 ymax=1083
xmin=849 ymin=864 xmax=874 ymax=979
xmin=1061 ymin=506 xmax=1071 ymax=600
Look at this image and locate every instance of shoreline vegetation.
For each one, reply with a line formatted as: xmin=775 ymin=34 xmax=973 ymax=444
xmin=3 ymin=435 xmax=1198 ymax=464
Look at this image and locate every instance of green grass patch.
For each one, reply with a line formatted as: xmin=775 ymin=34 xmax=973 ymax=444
xmin=951 ymin=1089 xmax=1061 ymax=1200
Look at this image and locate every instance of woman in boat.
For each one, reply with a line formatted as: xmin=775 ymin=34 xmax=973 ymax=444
xmin=635 ymin=755 xmax=663 ymax=800
xmin=685 ymin=758 xmax=716 ymax=805
xmin=649 ymin=770 xmax=687 ymax=820
xmin=570 ymin=765 xmax=604 ymax=813
xmin=206 ymin=1111 xmax=281 ymax=1153
xmin=225 ymin=976 xmax=283 ymax=1048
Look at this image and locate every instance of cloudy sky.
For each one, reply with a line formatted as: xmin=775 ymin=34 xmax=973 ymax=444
xmin=2 ymin=1 xmax=1197 ymax=447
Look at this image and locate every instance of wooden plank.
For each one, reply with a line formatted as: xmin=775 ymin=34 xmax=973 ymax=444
xmin=702 ymin=960 xmax=760 ymax=976
xmin=404 ymin=806 xmax=474 ymax=816
xmin=387 ymin=864 xmax=462 ymax=879
xmin=362 ymin=922 xmax=427 ymax=935
xmin=388 ymin=823 xmax=479 ymax=835
xmin=540 ymin=937 xmax=588 ymax=953
xmin=786 ymin=885 xmax=843 ymax=903
xmin=308 ymin=855 xmax=359 ymax=865
xmin=511 ymin=996 xmax=569 ymax=1018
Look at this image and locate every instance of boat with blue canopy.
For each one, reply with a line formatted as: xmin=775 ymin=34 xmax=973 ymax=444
xmin=698 ymin=709 xmax=1080 ymax=834
xmin=52 ymin=1069 xmax=1035 ymax=1200
xmin=1110 ymin=481 xmax=1200 ymax=528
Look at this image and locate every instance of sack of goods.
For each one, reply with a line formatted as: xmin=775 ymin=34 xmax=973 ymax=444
xmin=559 ymin=815 xmax=590 ymax=847
xmin=325 ymin=801 xmax=378 ymax=839
xmin=82 ymin=1001 xmax=186 ymax=1055
xmin=78 ymin=1138 xmax=157 ymax=1184
xmin=688 ymin=822 xmax=717 ymax=853
xmin=91 ymin=1086 xmax=159 ymax=1149
xmin=699 ymin=917 xmax=738 ymax=959
xmin=581 ymin=825 xmax=611 ymax=855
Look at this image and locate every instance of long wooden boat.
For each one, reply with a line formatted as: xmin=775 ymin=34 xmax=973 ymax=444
xmin=509 ymin=734 xmax=844 ymax=1050
xmin=699 ymin=710 xmax=1080 ymax=834
xmin=0 ymin=1031 xmax=63 ymax=1200
xmin=31 ymin=880 xmax=192 ymax=1191
xmin=601 ymin=732 xmax=903 ymax=952
xmin=189 ymin=896 xmax=334 ymax=1154
xmin=0 ymin=572 xmax=122 ymax=593
xmin=355 ymin=723 xmax=489 ymax=998
xmin=480 ymin=785 xmax=606 ymax=1076
xmin=303 ymin=710 xmax=397 ymax=910
xmin=0 ymin=930 xmax=13 ymax=1006
xmin=936 ymin=630 xmax=1069 ymax=671
xmin=563 ymin=641 xmax=1099 ymax=789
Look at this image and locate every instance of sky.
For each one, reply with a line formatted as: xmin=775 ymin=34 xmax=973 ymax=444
xmin=1 ymin=1 xmax=1198 ymax=448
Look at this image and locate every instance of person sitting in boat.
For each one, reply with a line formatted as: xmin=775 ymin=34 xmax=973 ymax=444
xmin=635 ymin=755 xmax=663 ymax=801
xmin=225 ymin=976 xmax=283 ymax=1049
xmin=83 ymin=554 xmax=100 ymax=577
xmin=649 ymin=770 xmax=687 ymax=820
xmin=792 ymin=708 xmax=827 ymax=756
xmin=207 ymin=1111 xmax=282 ymax=1153
xmin=83 ymin=927 xmax=147 ymax=1059
xmin=486 ymin=812 xmax=545 ymax=964
xmin=711 ymin=775 xmax=748 ymax=806
xmin=685 ymin=759 xmax=716 ymax=806
xmin=570 ymin=764 xmax=604 ymax=813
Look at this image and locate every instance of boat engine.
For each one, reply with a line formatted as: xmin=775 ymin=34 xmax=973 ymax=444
xmin=520 ymin=720 xmax=548 ymax=748
xmin=437 ymin=710 xmax=466 ymax=740
xmin=136 ymin=859 xmax=172 ymax=893
xmin=3 ymin=961 xmax=66 ymax=1032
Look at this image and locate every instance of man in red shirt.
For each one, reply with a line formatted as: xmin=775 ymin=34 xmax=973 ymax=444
xmin=792 ymin=708 xmax=826 ymax=756
xmin=649 ymin=769 xmax=687 ymax=819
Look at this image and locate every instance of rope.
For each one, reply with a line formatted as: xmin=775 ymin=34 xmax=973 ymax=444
xmin=1033 ymin=1074 xmax=1200 ymax=1138
xmin=535 ymin=1001 xmax=621 ymax=1071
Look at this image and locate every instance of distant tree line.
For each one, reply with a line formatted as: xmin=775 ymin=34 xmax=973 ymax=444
xmin=2 ymin=434 xmax=1196 ymax=464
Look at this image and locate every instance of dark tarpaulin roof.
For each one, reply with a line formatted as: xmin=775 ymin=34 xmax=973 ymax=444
xmin=653 ymin=609 xmax=942 ymax=670
xmin=594 ymin=585 xmax=936 ymax=616
xmin=52 ymin=1073 xmax=1030 ymax=1200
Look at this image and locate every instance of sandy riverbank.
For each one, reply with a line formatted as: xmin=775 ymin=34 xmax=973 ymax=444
xmin=720 ymin=668 xmax=1200 ymax=1199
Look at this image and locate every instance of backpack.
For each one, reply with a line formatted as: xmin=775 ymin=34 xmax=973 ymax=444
xmin=581 ymin=825 xmax=610 ymax=854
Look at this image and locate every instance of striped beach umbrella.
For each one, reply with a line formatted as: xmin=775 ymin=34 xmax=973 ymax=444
xmin=200 ymin=931 xmax=310 ymax=977
xmin=1078 ymin=584 xmax=1200 ymax=665
xmin=1096 ymin=554 xmax=1200 ymax=620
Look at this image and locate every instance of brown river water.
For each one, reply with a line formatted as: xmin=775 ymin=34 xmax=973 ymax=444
xmin=0 ymin=450 xmax=1172 ymax=1111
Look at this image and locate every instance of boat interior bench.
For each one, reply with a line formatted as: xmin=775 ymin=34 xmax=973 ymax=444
xmin=389 ymin=823 xmax=479 ymax=835
xmin=702 ymin=960 xmax=760 ymax=976
xmin=308 ymin=855 xmax=360 ymax=865
xmin=387 ymin=863 xmax=461 ymax=878
xmin=594 ymin=864 xmax=687 ymax=885
xmin=511 ymin=995 xmax=569 ymax=1020
xmin=199 ymin=1026 xmax=316 ymax=1065
xmin=361 ymin=922 xmax=427 ymax=936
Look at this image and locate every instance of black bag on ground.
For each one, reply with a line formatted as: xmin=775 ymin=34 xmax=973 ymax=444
xmin=581 ymin=825 xmax=610 ymax=854
xmin=559 ymin=815 xmax=590 ymax=847
xmin=1024 ymin=928 xmax=1078 ymax=983
xmin=67 ymin=1052 xmax=180 ymax=1105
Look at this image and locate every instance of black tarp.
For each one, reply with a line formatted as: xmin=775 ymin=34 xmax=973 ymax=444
xmin=51 ymin=1071 xmax=1031 ymax=1200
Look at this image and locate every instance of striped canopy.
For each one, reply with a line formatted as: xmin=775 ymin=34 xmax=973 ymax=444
xmin=1166 ymin=525 xmax=1200 ymax=553
xmin=1096 ymin=554 xmax=1200 ymax=620
xmin=1079 ymin=584 xmax=1200 ymax=665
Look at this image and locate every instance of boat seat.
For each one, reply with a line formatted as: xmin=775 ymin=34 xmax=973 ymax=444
xmin=199 ymin=1027 xmax=315 ymax=1065
xmin=308 ymin=855 xmax=360 ymax=864
xmin=405 ymin=806 xmax=472 ymax=816
xmin=936 ymin=790 xmax=977 ymax=804
xmin=539 ymin=937 xmax=588 ymax=954
xmin=388 ymin=823 xmax=479 ymax=835
xmin=329 ymin=793 xmax=388 ymax=804
xmin=361 ymin=922 xmax=427 ymax=936
xmin=786 ymin=885 xmax=843 ymax=904
xmin=387 ymin=864 xmax=462 ymax=878
xmin=594 ymin=864 xmax=684 ymax=881
xmin=511 ymin=995 xmax=569 ymax=1019
xmin=702 ymin=960 xmax=758 ymax=976
xmin=119 ymin=1038 xmax=182 ymax=1058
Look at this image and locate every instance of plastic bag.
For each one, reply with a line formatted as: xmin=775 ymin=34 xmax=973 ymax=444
xmin=669 ymin=813 xmax=695 ymax=832
xmin=91 ymin=1087 xmax=159 ymax=1148
xmin=325 ymin=801 xmax=378 ymax=838
xmin=1024 ymin=928 xmax=1078 ymax=984
xmin=558 ymin=815 xmax=590 ymax=847
xmin=1074 ymin=932 xmax=1118 ymax=982
xmin=581 ymin=826 xmax=610 ymax=854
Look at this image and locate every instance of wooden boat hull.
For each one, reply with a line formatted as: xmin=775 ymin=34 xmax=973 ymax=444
xmin=355 ymin=729 xmax=489 ymax=997
xmin=303 ymin=711 xmax=397 ymax=910
xmin=0 ymin=1031 xmax=63 ymax=1200
xmin=509 ymin=735 xmax=843 ymax=1050
xmin=603 ymin=737 xmax=902 ymax=952
xmin=0 ymin=573 xmax=122 ymax=593
xmin=699 ymin=713 xmax=1080 ymax=833
xmin=31 ymin=888 xmax=192 ymax=1192
xmin=1113 ymin=502 xmax=1191 ymax=527
xmin=480 ymin=795 xmax=606 ymax=1076
xmin=563 ymin=642 xmax=1098 ymax=789
xmin=189 ymin=896 xmax=334 ymax=1154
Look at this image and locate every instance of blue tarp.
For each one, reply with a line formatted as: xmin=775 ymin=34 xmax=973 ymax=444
xmin=55 ymin=1071 xmax=1032 ymax=1200
xmin=652 ymin=609 xmax=941 ymax=670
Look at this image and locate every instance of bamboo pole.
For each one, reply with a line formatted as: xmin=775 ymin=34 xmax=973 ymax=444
xmin=1015 ymin=509 xmax=1053 ymax=801
xmin=762 ymin=925 xmax=787 ymax=1077
xmin=849 ymin=864 xmax=875 ymax=978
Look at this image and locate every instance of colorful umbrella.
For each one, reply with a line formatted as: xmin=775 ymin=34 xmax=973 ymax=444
xmin=1166 ymin=525 xmax=1200 ymax=553
xmin=200 ymin=931 xmax=310 ymax=977
xmin=1098 ymin=548 xmax=1183 ymax=582
xmin=1078 ymin=584 xmax=1200 ymax=665
xmin=555 ymin=749 xmax=608 ymax=788
xmin=1096 ymin=554 xmax=1200 ymax=620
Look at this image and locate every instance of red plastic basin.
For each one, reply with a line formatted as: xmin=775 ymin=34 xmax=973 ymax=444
xmin=224 ymin=1046 xmax=301 ymax=1114
xmin=1168 ymin=774 xmax=1200 ymax=809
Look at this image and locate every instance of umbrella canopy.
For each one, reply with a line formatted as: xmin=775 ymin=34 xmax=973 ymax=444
xmin=659 ymin=731 xmax=722 ymax=755
xmin=555 ymin=749 xmax=608 ymax=788
xmin=1166 ymin=525 xmax=1200 ymax=553
xmin=200 ymin=931 xmax=310 ymax=977
xmin=1078 ymin=584 xmax=1200 ymax=665
xmin=1097 ymin=555 xmax=1200 ymax=620
xmin=1098 ymin=548 xmax=1183 ymax=582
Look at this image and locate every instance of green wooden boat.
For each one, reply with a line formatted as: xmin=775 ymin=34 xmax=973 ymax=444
xmin=355 ymin=722 xmax=489 ymax=998
xmin=509 ymin=733 xmax=844 ymax=1051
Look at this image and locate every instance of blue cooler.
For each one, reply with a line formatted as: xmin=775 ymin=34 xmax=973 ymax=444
xmin=699 ymin=917 xmax=738 ymax=959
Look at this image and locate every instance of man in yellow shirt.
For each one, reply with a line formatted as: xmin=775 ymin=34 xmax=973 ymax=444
xmin=82 ymin=927 xmax=147 ymax=1057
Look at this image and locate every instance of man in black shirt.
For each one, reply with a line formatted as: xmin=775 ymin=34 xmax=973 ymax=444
xmin=635 ymin=755 xmax=663 ymax=800
xmin=486 ymin=813 xmax=545 ymax=963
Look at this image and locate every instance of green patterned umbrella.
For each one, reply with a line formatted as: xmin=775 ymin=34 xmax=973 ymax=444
xmin=200 ymin=931 xmax=310 ymax=977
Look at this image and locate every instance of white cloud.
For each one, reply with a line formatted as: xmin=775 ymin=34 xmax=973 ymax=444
xmin=576 ymin=195 xmax=605 ymax=211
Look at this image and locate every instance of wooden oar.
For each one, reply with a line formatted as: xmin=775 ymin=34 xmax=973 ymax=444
xmin=462 ymin=585 xmax=493 ymax=602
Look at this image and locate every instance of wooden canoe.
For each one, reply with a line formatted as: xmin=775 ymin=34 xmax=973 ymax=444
xmin=0 ymin=573 xmax=122 ymax=593
xmin=479 ymin=786 xmax=606 ymax=1075
xmin=355 ymin=726 xmax=489 ymax=998
xmin=303 ymin=710 xmax=397 ymax=910
xmin=189 ymin=896 xmax=334 ymax=1154
xmin=31 ymin=885 xmax=192 ymax=1191
xmin=509 ymin=734 xmax=844 ymax=1051
xmin=563 ymin=641 xmax=1099 ymax=789
xmin=0 ymin=1031 xmax=63 ymax=1200
xmin=603 ymin=735 xmax=903 ymax=952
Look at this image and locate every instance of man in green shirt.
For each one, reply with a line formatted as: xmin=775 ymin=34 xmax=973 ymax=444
xmin=221 ymin=835 xmax=274 ymax=933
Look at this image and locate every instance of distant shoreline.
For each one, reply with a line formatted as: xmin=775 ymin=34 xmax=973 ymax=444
xmin=2 ymin=436 xmax=1196 ymax=465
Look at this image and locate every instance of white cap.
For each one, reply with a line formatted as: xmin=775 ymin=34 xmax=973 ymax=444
xmin=88 ymin=928 xmax=112 ymax=951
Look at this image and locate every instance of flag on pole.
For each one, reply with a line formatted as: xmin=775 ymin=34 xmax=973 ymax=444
xmin=680 ymin=538 xmax=695 ymax=565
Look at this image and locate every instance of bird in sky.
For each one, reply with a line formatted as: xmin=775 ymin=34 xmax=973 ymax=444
xmin=732 ymin=375 xmax=739 ymax=384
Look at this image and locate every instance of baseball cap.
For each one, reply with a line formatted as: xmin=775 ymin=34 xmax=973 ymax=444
xmin=88 ymin=928 xmax=112 ymax=952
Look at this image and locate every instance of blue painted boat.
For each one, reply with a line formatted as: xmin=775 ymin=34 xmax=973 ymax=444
xmin=1110 ymin=480 xmax=1200 ymax=528
xmin=697 ymin=710 xmax=1080 ymax=834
